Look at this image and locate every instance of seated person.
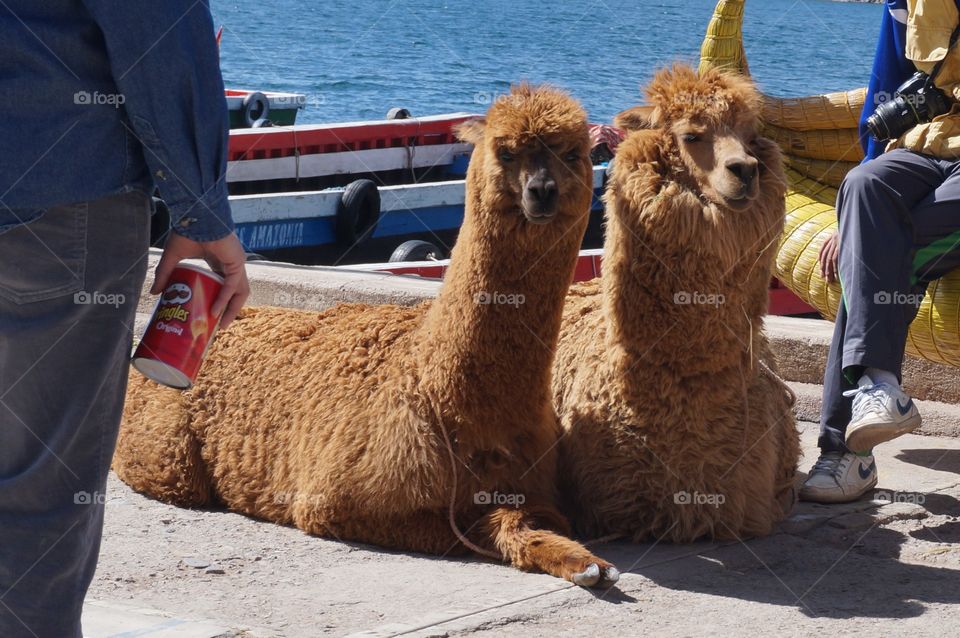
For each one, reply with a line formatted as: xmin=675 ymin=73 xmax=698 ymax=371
xmin=802 ymin=0 xmax=960 ymax=503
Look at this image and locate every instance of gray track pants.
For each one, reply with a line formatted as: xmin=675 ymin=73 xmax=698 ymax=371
xmin=820 ymin=149 xmax=960 ymax=453
xmin=0 ymin=191 xmax=150 ymax=637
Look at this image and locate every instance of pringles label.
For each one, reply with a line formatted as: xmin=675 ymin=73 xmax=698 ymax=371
xmin=132 ymin=265 xmax=224 ymax=389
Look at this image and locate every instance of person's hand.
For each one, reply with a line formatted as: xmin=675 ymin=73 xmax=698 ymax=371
xmin=818 ymin=230 xmax=840 ymax=284
xmin=151 ymin=232 xmax=250 ymax=329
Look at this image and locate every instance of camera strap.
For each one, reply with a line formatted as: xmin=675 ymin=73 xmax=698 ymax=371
xmin=929 ymin=22 xmax=960 ymax=83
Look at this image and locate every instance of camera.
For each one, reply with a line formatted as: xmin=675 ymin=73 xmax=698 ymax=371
xmin=866 ymin=71 xmax=953 ymax=141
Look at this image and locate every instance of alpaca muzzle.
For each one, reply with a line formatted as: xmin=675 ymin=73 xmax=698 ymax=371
xmin=522 ymin=169 xmax=559 ymax=223
xmin=721 ymin=157 xmax=760 ymax=208
xmin=725 ymin=158 xmax=757 ymax=190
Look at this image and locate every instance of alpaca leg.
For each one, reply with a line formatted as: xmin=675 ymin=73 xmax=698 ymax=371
xmin=112 ymin=377 xmax=212 ymax=507
xmin=480 ymin=505 xmax=619 ymax=587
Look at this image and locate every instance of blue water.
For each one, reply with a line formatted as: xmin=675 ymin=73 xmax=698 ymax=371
xmin=212 ymin=0 xmax=882 ymax=124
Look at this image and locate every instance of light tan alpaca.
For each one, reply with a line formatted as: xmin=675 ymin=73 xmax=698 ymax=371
xmin=553 ymin=65 xmax=800 ymax=542
xmin=115 ymin=85 xmax=619 ymax=587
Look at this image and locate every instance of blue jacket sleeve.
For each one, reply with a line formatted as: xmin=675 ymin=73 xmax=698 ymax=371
xmin=80 ymin=0 xmax=235 ymax=242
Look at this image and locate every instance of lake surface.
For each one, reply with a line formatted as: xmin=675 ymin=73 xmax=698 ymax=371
xmin=212 ymin=0 xmax=882 ymax=124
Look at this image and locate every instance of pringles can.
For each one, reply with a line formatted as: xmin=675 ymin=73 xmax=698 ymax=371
xmin=132 ymin=264 xmax=224 ymax=389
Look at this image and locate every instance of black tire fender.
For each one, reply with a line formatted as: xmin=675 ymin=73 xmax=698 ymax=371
xmin=388 ymin=239 xmax=442 ymax=263
xmin=242 ymin=92 xmax=270 ymax=128
xmin=335 ymin=179 xmax=381 ymax=246
xmin=387 ymin=107 xmax=412 ymax=120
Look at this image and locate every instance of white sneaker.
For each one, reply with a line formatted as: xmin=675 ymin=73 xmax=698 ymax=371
xmin=843 ymin=381 xmax=921 ymax=453
xmin=799 ymin=451 xmax=877 ymax=503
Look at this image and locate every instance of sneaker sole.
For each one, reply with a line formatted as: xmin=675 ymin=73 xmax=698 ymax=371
xmin=798 ymin=474 xmax=878 ymax=504
xmin=846 ymin=413 xmax=922 ymax=453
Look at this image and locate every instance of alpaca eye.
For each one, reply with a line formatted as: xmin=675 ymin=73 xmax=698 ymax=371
xmin=681 ymin=134 xmax=700 ymax=143
xmin=499 ymin=151 xmax=515 ymax=163
xmin=564 ymin=151 xmax=581 ymax=162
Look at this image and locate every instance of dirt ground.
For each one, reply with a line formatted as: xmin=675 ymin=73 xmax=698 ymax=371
xmin=86 ymin=420 xmax=960 ymax=637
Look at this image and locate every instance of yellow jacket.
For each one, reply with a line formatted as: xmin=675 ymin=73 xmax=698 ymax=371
xmin=890 ymin=0 xmax=960 ymax=158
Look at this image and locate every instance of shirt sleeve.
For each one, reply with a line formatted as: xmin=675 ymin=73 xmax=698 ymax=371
xmin=80 ymin=0 xmax=235 ymax=242
xmin=905 ymin=0 xmax=960 ymax=100
xmin=905 ymin=0 xmax=959 ymax=65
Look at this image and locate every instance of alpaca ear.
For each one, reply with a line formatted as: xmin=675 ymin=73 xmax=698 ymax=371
xmin=454 ymin=118 xmax=486 ymax=145
xmin=613 ymin=105 xmax=655 ymax=132
xmin=617 ymin=129 xmax=665 ymax=171
xmin=610 ymin=128 xmax=666 ymax=199
xmin=647 ymin=106 xmax=666 ymax=128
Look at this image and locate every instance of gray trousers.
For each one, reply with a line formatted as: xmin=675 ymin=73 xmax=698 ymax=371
xmin=0 ymin=191 xmax=150 ymax=637
xmin=820 ymin=149 xmax=960 ymax=453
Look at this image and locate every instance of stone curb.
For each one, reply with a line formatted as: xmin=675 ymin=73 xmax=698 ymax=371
xmin=137 ymin=249 xmax=441 ymax=319
xmin=788 ymin=381 xmax=960 ymax=439
xmin=766 ymin=315 xmax=960 ymax=405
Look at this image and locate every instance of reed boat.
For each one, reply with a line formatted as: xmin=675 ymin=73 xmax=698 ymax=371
xmin=698 ymin=0 xmax=960 ymax=369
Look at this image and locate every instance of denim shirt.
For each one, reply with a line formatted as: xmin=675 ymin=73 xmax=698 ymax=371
xmin=0 ymin=0 xmax=234 ymax=242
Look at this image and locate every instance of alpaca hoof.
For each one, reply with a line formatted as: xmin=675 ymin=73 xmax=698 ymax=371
xmin=572 ymin=563 xmax=620 ymax=588
xmin=572 ymin=563 xmax=601 ymax=587
xmin=600 ymin=565 xmax=620 ymax=588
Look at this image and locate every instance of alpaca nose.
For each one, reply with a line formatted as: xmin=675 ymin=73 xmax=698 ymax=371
xmin=726 ymin=158 xmax=758 ymax=187
xmin=526 ymin=172 xmax=558 ymax=207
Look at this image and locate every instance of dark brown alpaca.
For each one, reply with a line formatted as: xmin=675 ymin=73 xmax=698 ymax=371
xmin=114 ymin=85 xmax=619 ymax=587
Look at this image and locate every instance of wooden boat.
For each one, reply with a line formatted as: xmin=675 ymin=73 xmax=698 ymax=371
xmin=699 ymin=0 xmax=960 ymax=368
xmin=225 ymin=89 xmax=306 ymax=129
xmin=150 ymin=112 xmax=608 ymax=265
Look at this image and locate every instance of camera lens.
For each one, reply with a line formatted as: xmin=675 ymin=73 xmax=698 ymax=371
xmin=867 ymin=72 xmax=954 ymax=142
xmin=867 ymin=95 xmax=926 ymax=142
xmin=866 ymin=99 xmax=908 ymax=141
xmin=866 ymin=110 xmax=891 ymax=141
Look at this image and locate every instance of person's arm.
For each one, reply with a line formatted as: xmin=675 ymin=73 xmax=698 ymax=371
xmin=81 ymin=0 xmax=249 ymax=326
xmin=80 ymin=0 xmax=232 ymax=241
xmin=818 ymin=230 xmax=840 ymax=284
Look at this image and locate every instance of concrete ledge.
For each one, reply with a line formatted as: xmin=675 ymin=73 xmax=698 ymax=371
xmin=766 ymin=315 xmax=960 ymax=405
xmin=137 ymin=249 xmax=441 ymax=318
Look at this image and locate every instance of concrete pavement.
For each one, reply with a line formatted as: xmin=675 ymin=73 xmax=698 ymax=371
xmin=83 ymin=420 xmax=960 ymax=637
xmin=104 ymin=254 xmax=960 ymax=636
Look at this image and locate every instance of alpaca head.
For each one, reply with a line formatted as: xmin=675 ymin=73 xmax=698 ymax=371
xmin=455 ymin=85 xmax=593 ymax=231
xmin=608 ymin=64 xmax=785 ymax=270
xmin=644 ymin=64 xmax=777 ymax=212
